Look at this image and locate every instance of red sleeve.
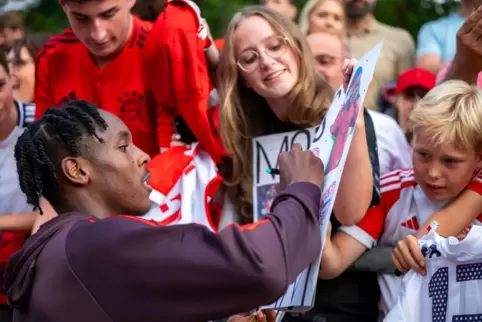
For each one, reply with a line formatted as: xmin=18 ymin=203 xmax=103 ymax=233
xmin=339 ymin=204 xmax=385 ymax=248
xmin=167 ymin=26 xmax=225 ymax=162
xmin=339 ymin=169 xmax=408 ymax=247
xmin=467 ymin=169 xmax=482 ymax=196
xmin=142 ymin=15 xmax=176 ymax=149
xmin=144 ymin=88 xmax=175 ymax=149
xmin=143 ymin=2 xmax=224 ymax=160
xmin=465 ymin=170 xmax=482 ymax=222
xmin=34 ymin=48 xmax=55 ymax=119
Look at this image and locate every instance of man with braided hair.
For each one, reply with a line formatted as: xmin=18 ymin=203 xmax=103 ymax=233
xmin=5 ymin=99 xmax=326 ymax=322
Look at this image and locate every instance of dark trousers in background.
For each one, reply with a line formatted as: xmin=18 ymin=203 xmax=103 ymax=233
xmin=0 ymin=305 xmax=12 ymax=322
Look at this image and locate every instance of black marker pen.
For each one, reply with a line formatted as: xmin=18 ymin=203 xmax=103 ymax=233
xmin=266 ymin=168 xmax=280 ymax=175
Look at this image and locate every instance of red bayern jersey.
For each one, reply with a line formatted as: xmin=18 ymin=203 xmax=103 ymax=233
xmin=142 ymin=0 xmax=225 ymax=163
xmin=34 ymin=16 xmax=159 ymax=157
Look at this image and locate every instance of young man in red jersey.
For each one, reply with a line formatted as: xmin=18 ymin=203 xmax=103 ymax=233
xmin=35 ymin=0 xmax=159 ymax=157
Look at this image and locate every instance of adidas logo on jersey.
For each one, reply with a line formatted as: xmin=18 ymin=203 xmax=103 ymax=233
xmin=401 ymin=216 xmax=420 ymax=230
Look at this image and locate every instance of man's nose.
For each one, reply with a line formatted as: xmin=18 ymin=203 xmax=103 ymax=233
xmin=90 ymin=20 xmax=107 ymax=43
xmin=137 ymin=147 xmax=151 ymax=167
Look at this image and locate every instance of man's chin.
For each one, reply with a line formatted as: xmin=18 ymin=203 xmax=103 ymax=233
xmin=88 ymin=44 xmax=118 ymax=60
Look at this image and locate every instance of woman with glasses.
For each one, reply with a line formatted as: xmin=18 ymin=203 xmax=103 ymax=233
xmin=214 ymin=6 xmax=383 ymax=322
xmin=218 ymin=5 xmax=374 ymax=229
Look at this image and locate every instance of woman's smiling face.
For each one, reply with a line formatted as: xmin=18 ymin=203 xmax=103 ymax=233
xmin=234 ymin=15 xmax=299 ymax=114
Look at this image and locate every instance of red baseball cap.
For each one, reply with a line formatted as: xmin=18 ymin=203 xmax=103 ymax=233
xmin=395 ymin=67 xmax=436 ymax=95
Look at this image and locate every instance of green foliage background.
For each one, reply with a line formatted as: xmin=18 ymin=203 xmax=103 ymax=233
xmin=23 ymin=0 xmax=461 ymax=40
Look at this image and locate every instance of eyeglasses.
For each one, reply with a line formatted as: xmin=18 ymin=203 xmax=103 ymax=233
xmin=236 ymin=35 xmax=290 ymax=72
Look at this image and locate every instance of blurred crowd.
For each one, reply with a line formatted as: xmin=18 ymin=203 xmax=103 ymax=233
xmin=0 ymin=0 xmax=481 ymax=322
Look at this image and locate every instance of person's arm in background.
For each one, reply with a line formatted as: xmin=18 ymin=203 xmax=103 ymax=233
xmin=348 ymin=115 xmax=410 ymax=274
xmin=142 ymin=34 xmax=175 ymax=151
xmin=145 ymin=87 xmax=174 ymax=151
xmin=143 ymin=4 xmax=223 ymax=160
xmin=392 ymin=173 xmax=482 ymax=275
xmin=418 ymin=191 xmax=482 ymax=239
xmin=445 ymin=5 xmax=482 ymax=84
xmin=0 ymin=199 xmax=57 ymax=233
xmin=202 ymin=18 xmax=220 ymax=75
xmin=166 ymin=26 xmax=225 ymax=162
xmin=320 ymin=192 xmax=384 ymax=278
xmin=34 ymin=48 xmax=55 ymax=119
xmin=415 ymin=22 xmax=443 ymax=73
xmin=333 ymin=108 xmax=373 ymax=226
xmin=0 ymin=212 xmax=36 ymax=232
xmin=320 ymin=227 xmax=371 ymax=279
xmin=396 ymin=30 xmax=416 ymax=76
xmin=419 ymin=166 xmax=482 ymax=238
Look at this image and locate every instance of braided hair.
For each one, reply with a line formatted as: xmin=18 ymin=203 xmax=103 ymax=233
xmin=14 ymin=100 xmax=108 ymax=214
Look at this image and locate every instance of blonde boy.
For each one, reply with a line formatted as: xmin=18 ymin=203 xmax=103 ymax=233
xmin=320 ymin=80 xmax=482 ymax=315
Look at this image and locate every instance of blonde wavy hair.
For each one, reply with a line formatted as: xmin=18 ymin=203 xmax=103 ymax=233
xmin=299 ymin=0 xmax=345 ymax=36
xmin=409 ymin=80 xmax=482 ymax=152
xmin=218 ymin=5 xmax=333 ymax=223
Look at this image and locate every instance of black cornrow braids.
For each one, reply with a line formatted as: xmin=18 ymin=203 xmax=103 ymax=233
xmin=14 ymin=100 xmax=108 ymax=214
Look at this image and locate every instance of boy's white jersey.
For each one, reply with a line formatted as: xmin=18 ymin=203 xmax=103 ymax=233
xmin=339 ymin=168 xmax=482 ymax=313
xmin=384 ymin=225 xmax=482 ymax=322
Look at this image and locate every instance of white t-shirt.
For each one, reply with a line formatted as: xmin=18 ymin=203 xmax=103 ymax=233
xmin=368 ymin=110 xmax=412 ymax=175
xmin=0 ymin=101 xmax=35 ymax=215
xmin=339 ymin=168 xmax=482 ymax=314
xmin=384 ymin=224 xmax=482 ymax=322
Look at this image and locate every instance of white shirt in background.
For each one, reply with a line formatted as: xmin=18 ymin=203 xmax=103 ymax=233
xmin=368 ymin=110 xmax=412 ymax=175
xmin=0 ymin=101 xmax=35 ymax=215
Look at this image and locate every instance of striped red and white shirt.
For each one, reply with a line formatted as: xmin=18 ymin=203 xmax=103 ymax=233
xmin=339 ymin=168 xmax=482 ymax=315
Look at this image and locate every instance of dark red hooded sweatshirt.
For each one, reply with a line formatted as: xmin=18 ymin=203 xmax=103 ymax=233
xmin=3 ymin=182 xmax=321 ymax=322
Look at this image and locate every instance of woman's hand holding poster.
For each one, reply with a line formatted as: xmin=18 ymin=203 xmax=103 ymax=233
xmin=252 ymin=41 xmax=383 ymax=312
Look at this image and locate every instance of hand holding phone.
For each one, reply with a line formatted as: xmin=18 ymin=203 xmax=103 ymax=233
xmin=173 ymin=116 xmax=198 ymax=144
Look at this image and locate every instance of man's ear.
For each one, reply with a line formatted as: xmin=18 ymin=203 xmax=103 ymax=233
xmin=61 ymin=157 xmax=91 ymax=186
xmin=128 ymin=0 xmax=137 ymax=11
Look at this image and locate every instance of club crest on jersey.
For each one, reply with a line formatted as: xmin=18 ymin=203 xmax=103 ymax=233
xmin=118 ymin=91 xmax=144 ymax=122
